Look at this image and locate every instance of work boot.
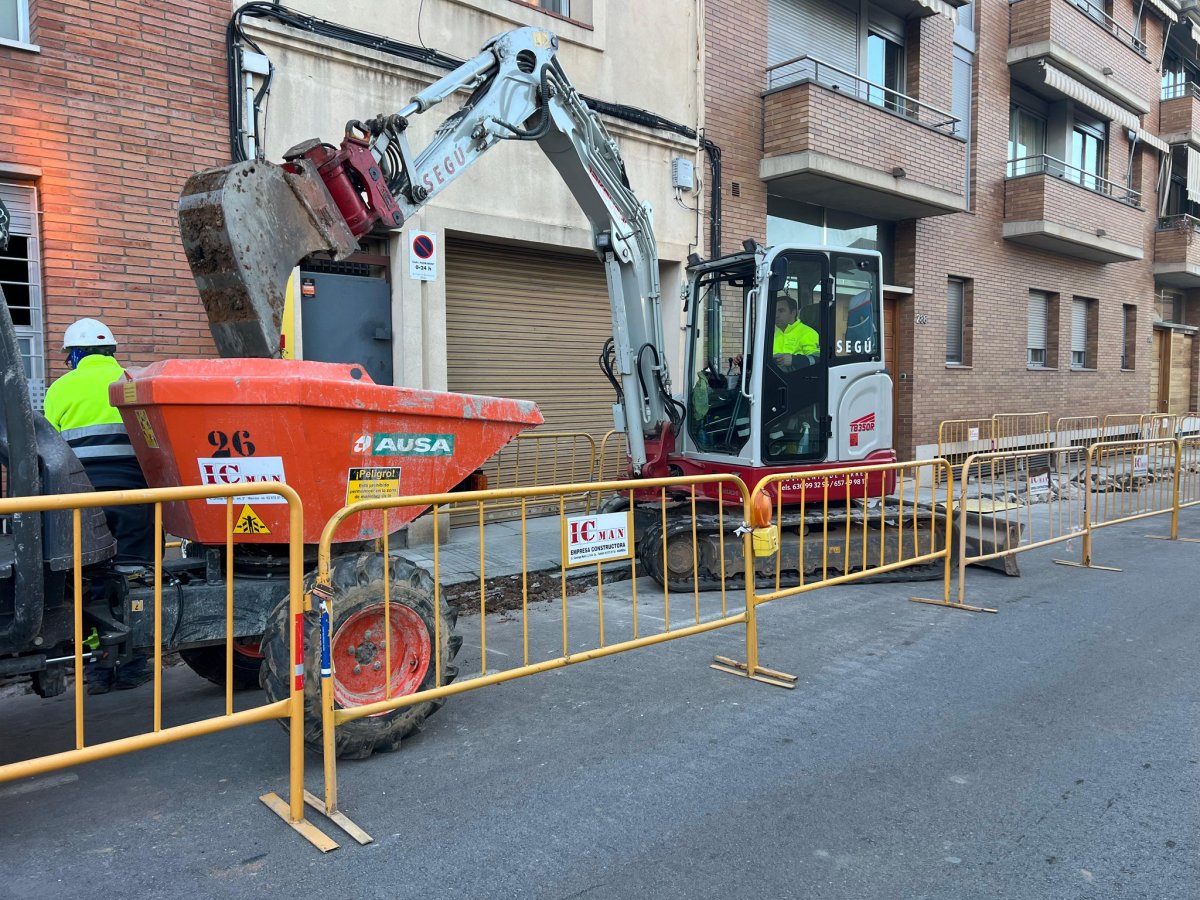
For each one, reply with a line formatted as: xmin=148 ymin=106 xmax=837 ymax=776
xmin=84 ymin=663 xmax=114 ymax=695
xmin=112 ymin=655 xmax=153 ymax=691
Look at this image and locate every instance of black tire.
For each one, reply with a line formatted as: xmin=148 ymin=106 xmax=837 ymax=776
xmin=260 ymin=552 xmax=461 ymax=760
xmin=179 ymin=643 xmax=264 ymax=691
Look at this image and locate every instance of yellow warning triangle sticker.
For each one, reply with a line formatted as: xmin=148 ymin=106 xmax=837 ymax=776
xmin=233 ymin=504 xmax=271 ymax=535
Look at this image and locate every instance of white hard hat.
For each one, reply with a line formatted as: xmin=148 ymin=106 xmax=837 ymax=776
xmin=63 ymin=318 xmax=117 ymax=349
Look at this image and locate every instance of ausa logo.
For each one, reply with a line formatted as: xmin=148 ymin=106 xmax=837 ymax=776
xmin=354 ymin=433 xmax=455 ymax=456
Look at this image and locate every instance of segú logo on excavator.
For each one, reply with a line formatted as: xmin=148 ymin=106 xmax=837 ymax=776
xmin=420 ymin=147 xmax=468 ymax=194
xmin=353 ymin=433 xmax=455 ymax=456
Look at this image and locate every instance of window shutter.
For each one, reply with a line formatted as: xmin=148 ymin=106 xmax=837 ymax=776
xmin=1071 ymin=299 xmax=1088 ymax=353
xmin=768 ymin=0 xmax=859 ymax=74
xmin=1027 ymin=291 xmax=1047 ymax=351
xmin=946 ymin=279 xmax=964 ymax=363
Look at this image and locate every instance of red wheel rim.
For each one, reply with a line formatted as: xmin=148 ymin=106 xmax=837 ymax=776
xmin=233 ymin=637 xmax=264 ymax=659
xmin=331 ymin=603 xmax=431 ymax=709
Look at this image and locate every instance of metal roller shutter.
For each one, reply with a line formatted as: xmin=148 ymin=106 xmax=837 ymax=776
xmin=768 ymin=0 xmax=859 ymax=74
xmin=945 ymin=279 xmax=964 ymax=363
xmin=446 ymin=240 xmax=618 ymax=505
xmin=1027 ymin=290 xmax=1047 ymax=364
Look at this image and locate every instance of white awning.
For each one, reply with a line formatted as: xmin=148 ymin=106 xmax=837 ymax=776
xmin=1144 ymin=0 xmax=1180 ymax=24
xmin=1136 ymin=128 xmax=1170 ymax=153
xmin=913 ymin=0 xmax=958 ymax=23
xmin=1187 ymin=148 xmax=1200 ymax=204
xmin=1042 ymin=64 xmax=1139 ymax=131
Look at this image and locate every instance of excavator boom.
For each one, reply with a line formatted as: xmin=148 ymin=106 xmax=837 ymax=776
xmin=178 ymin=26 xmax=669 ymax=472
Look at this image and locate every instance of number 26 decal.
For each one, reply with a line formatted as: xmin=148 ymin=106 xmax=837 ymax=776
xmin=207 ymin=430 xmax=256 ymax=458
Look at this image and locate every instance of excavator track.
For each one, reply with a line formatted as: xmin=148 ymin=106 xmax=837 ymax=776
xmin=637 ymin=500 xmax=948 ymax=593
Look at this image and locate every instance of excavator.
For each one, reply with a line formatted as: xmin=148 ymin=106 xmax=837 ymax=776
xmin=178 ymin=26 xmax=908 ymax=590
xmin=1 ymin=26 xmax=1008 ymax=758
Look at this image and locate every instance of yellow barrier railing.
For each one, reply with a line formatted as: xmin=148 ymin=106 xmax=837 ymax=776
xmin=1180 ymin=436 xmax=1200 ymax=511
xmin=0 ymin=482 xmax=330 ymax=849
xmin=1055 ymin=415 xmax=1099 ymax=449
xmin=1083 ymin=438 xmax=1179 ymax=555
xmin=310 ymin=473 xmax=767 ymax=825
xmin=1102 ymin=413 xmax=1144 ymax=442
xmin=1140 ymin=413 xmax=1177 ymax=440
xmin=954 ymin=445 xmax=1088 ymax=606
xmin=992 ymin=412 xmax=1051 ymax=452
xmin=482 ymin=431 xmax=599 ymax=519
xmin=595 ymin=429 xmax=630 ymax=484
xmin=748 ymin=459 xmax=969 ymax=610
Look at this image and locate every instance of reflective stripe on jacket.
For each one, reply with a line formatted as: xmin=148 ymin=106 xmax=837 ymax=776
xmin=60 ymin=422 xmax=136 ymax=460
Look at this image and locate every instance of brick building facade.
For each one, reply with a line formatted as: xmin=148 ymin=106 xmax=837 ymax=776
xmin=704 ymin=0 xmax=1200 ymax=457
xmin=1 ymin=0 xmax=227 ymax=403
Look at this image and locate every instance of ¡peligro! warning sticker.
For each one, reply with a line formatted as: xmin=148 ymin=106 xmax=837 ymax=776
xmin=346 ymin=467 xmax=401 ymax=504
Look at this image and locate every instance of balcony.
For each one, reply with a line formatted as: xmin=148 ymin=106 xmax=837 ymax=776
xmin=761 ymin=57 xmax=968 ymax=221
xmin=1160 ymin=83 xmax=1200 ymax=147
xmin=1154 ymin=215 xmax=1200 ymax=286
xmin=1008 ymin=0 xmax=1155 ymax=117
xmin=1003 ymin=155 xmax=1145 ymax=263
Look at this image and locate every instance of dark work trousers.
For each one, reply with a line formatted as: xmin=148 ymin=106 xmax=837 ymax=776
xmin=81 ymin=457 xmax=155 ymax=564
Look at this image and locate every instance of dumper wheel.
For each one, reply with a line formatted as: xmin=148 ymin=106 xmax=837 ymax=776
xmin=179 ymin=641 xmax=264 ymax=691
xmin=260 ymin=552 xmax=461 ymax=760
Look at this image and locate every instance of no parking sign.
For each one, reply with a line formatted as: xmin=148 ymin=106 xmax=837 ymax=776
xmin=409 ymin=231 xmax=437 ymax=281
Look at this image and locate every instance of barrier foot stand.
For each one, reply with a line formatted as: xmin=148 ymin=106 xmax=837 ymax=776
xmin=304 ymin=789 xmax=373 ymax=845
xmin=1145 ymin=535 xmax=1200 ymax=543
xmin=910 ymin=596 xmax=997 ymax=614
xmin=259 ymin=793 xmax=339 ymax=853
xmin=710 ymin=655 xmax=797 ymax=688
xmin=1053 ymin=560 xmax=1121 ymax=571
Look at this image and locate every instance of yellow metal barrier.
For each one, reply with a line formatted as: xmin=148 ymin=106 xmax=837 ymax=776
xmin=1140 ymin=413 xmax=1177 ymax=440
xmin=747 ymin=459 xmax=967 ymax=610
xmin=991 ymin=411 xmax=1051 ymax=452
xmin=1180 ymin=436 xmax=1200 ymax=511
xmin=311 ymin=473 xmax=773 ymax=828
xmin=954 ymin=446 xmax=1088 ymax=606
xmin=1180 ymin=412 xmax=1200 ymax=438
xmin=479 ymin=431 xmax=598 ymax=520
xmin=1055 ymin=416 xmax=1099 ymax=449
xmin=595 ymin=429 xmax=630 ymax=484
xmin=1101 ymin=413 xmax=1144 ymax=442
xmin=0 ymin=483 xmax=332 ymax=850
xmin=937 ymin=418 xmax=993 ymax=488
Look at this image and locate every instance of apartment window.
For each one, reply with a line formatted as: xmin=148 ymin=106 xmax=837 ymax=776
xmin=0 ymin=183 xmax=44 ymax=408
xmin=1027 ymin=291 xmax=1051 ymax=368
xmin=1070 ymin=297 xmax=1096 ymax=369
xmin=1008 ymin=106 xmax=1046 ymax=176
xmin=866 ymin=31 xmax=905 ymax=112
xmin=946 ymin=277 xmax=972 ymax=366
xmin=534 ymin=0 xmax=569 ymax=14
xmin=1121 ymin=304 xmax=1136 ymax=370
xmin=1 ymin=0 xmax=30 ymax=43
xmin=1070 ymin=119 xmax=1106 ymax=192
xmin=1156 ymin=288 xmax=1184 ymax=325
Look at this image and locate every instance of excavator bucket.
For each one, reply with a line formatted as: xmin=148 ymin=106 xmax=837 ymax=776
xmin=177 ymin=159 xmax=359 ymax=359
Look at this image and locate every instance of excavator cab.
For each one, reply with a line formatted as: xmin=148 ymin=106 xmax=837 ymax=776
xmin=682 ymin=246 xmax=891 ymax=472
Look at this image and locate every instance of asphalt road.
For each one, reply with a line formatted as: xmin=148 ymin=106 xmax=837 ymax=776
xmin=0 ymin=512 xmax=1197 ymax=899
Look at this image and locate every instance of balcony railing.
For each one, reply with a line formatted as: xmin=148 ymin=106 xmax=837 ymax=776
xmin=1006 ymin=154 xmax=1141 ymax=206
xmin=764 ymin=55 xmax=961 ymax=136
xmin=1010 ymin=0 xmax=1147 ymax=58
xmin=1156 ymin=213 xmax=1200 ymax=231
xmin=1162 ymin=82 xmax=1200 ymax=102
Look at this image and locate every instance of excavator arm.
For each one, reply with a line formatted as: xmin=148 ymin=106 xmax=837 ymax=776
xmin=179 ymin=26 xmax=671 ymax=472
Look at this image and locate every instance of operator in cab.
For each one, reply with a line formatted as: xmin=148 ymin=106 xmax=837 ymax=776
xmin=772 ymin=294 xmax=819 ymax=370
xmin=43 ymin=318 xmax=154 ymax=565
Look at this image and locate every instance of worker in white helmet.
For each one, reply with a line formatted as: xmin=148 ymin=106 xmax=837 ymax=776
xmin=43 ymin=318 xmax=153 ymax=692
